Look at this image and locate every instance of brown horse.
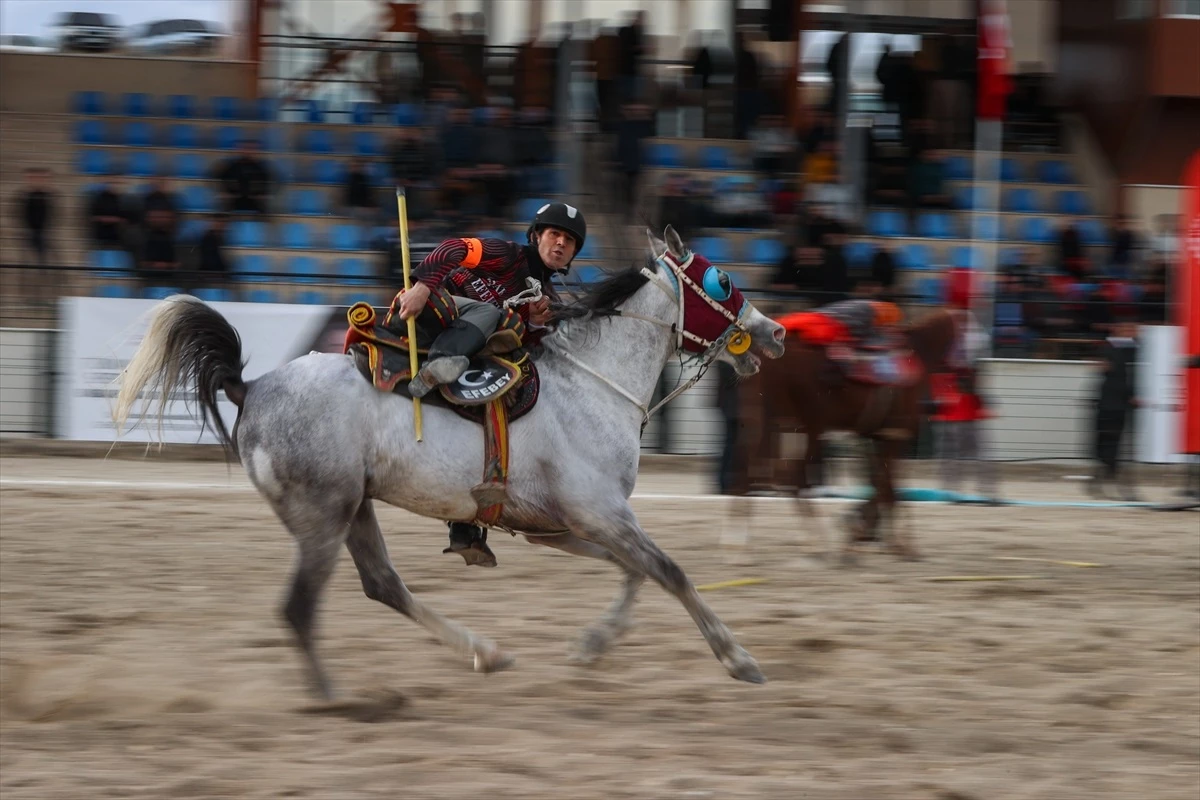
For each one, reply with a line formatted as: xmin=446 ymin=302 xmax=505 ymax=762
xmin=724 ymin=306 xmax=959 ymax=563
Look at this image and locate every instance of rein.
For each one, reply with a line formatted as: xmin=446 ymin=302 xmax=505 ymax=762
xmin=554 ymin=251 xmax=751 ymax=427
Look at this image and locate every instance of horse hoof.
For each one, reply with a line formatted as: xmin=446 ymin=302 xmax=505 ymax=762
xmin=724 ymin=650 xmax=767 ymax=684
xmin=474 ymin=648 xmax=515 ymax=674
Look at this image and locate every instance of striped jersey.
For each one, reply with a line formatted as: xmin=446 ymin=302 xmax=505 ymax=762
xmin=413 ymin=237 xmax=558 ymax=320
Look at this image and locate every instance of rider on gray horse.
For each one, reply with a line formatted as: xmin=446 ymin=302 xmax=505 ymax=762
xmin=393 ymin=201 xmax=588 ymax=567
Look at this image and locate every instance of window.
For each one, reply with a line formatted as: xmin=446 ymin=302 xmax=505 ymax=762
xmin=1117 ymin=0 xmax=1153 ymax=19
xmin=1165 ymin=0 xmax=1200 ymax=16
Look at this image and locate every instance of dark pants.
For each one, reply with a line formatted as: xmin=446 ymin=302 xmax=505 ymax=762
xmin=1094 ymin=408 xmax=1129 ymax=480
xmin=425 ymin=296 xmax=501 ymax=361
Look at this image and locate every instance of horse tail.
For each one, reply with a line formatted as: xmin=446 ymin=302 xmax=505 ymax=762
xmin=112 ymin=294 xmax=246 ymax=455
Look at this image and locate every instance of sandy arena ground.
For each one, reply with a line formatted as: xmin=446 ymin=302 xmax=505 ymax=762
xmin=1 ymin=455 xmax=1197 ymax=799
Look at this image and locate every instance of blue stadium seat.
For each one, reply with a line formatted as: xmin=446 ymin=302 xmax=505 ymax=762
xmin=289 ymin=189 xmax=325 ymax=216
xmin=748 ymin=238 xmax=785 ymax=265
xmin=296 ymin=290 xmax=330 ymax=305
xmin=215 ymin=126 xmax=244 ymax=150
xmin=391 ymin=104 xmax=421 ymax=126
xmin=172 ymin=153 xmax=205 ymax=179
xmin=300 ymin=129 xmax=334 ymax=154
xmin=950 ymin=246 xmax=982 ymax=269
xmin=90 ymin=249 xmax=133 ymax=278
xmin=1003 ymin=188 xmax=1037 ymax=213
xmin=256 ymin=128 xmax=285 ymax=152
xmin=472 ymin=106 xmax=491 ymax=125
xmin=301 ymin=100 xmax=326 ymax=123
xmin=311 ymin=159 xmax=342 ymax=184
xmin=699 ymin=145 xmax=733 ymax=170
xmin=999 ymin=158 xmax=1022 ymax=182
xmin=168 ymin=94 xmax=195 ymax=119
xmin=954 ymin=186 xmax=979 ymax=210
xmin=365 ymin=160 xmax=390 ymax=187
xmin=180 ymin=185 xmax=214 ymax=213
xmin=1056 ymin=190 xmax=1089 ymax=215
xmin=1037 ymin=159 xmax=1071 ymax=184
xmin=281 ymin=222 xmax=313 ymax=249
xmin=246 ymin=289 xmax=279 ymax=304
xmin=120 ymin=93 xmax=147 ymax=117
xmin=336 ymin=258 xmax=373 ymax=286
xmin=143 ymin=286 xmax=182 ymax=300
xmin=845 ymin=241 xmax=875 ymax=267
xmin=212 ymin=96 xmax=239 ymax=120
xmin=75 ymin=119 xmax=106 ymax=145
xmin=229 ymin=220 xmax=269 ymax=248
xmin=690 ymin=236 xmax=732 ymax=264
xmin=942 ymin=154 xmax=971 ymax=181
xmin=352 ymin=102 xmax=376 ymax=125
xmin=330 ymin=224 xmax=363 ymax=251
xmin=517 ymin=198 xmax=549 ymax=221
xmin=247 ymin=97 xmax=279 ymax=122
xmin=972 ymin=214 xmax=1001 ymax=241
xmin=577 ymin=234 xmax=600 ymax=260
xmin=1020 ymin=217 xmax=1052 ymax=243
xmin=914 ymin=275 xmax=944 ymax=304
xmin=999 ymin=248 xmax=1025 ymax=267
xmin=234 ymin=254 xmax=273 ymax=281
xmin=122 ymin=122 xmax=152 ymax=147
xmin=574 ymin=266 xmax=605 ymax=284
xmin=74 ymin=91 xmax=104 ymax=115
xmin=194 ymin=288 xmax=232 ymax=302
xmin=646 ymin=142 xmax=683 ymax=168
xmin=79 ymin=150 xmax=112 ymax=176
xmin=917 ymin=212 xmax=953 ymax=239
xmin=288 ymin=256 xmax=322 ymax=283
xmin=94 ymin=284 xmax=132 ymax=298
xmin=1078 ymin=218 xmax=1107 ymax=246
xmin=899 ymin=243 xmax=931 ymax=271
xmin=128 ymin=151 xmax=157 ymax=178
xmin=868 ymin=210 xmax=905 ymax=237
xmin=165 ymin=124 xmax=198 ymax=148
xmin=353 ymin=131 xmax=382 ymax=156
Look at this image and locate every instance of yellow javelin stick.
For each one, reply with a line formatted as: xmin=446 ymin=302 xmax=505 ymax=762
xmin=395 ymin=187 xmax=422 ymax=442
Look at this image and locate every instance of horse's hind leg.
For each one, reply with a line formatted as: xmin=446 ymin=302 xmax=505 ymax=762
xmin=275 ymin=498 xmax=355 ymax=701
xmin=572 ymin=505 xmax=765 ymax=685
xmin=526 ymin=533 xmax=644 ymax=664
xmin=346 ymin=500 xmax=513 ymax=673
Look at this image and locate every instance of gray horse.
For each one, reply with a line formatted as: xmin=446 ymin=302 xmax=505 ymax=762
xmin=113 ymin=227 xmax=786 ymax=700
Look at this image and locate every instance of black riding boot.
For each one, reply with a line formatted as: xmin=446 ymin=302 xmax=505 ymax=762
xmin=409 ymin=320 xmax=489 ymax=398
xmin=445 ymin=521 xmax=497 ymax=567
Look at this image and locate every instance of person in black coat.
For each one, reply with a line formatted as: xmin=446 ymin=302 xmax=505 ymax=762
xmin=1089 ymin=321 xmax=1140 ymax=500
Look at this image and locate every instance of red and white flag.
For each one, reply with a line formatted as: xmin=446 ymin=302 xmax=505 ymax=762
xmin=1181 ymin=149 xmax=1200 ymax=455
xmin=976 ymin=0 xmax=1013 ymax=121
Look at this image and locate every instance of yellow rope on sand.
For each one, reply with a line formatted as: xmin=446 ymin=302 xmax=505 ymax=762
xmin=992 ymin=556 xmax=1108 ymax=568
xmin=696 ymin=577 xmax=768 ymax=592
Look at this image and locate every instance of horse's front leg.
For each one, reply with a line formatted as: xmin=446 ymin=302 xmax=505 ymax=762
xmin=525 ymin=532 xmax=644 ymax=663
xmin=569 ymin=505 xmax=766 ymax=685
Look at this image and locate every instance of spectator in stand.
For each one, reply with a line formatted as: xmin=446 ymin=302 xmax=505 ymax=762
xmin=1107 ymin=212 xmax=1140 ymax=280
xmin=515 ymin=106 xmax=553 ymax=193
xmin=770 ymin=242 xmax=821 ymax=296
xmin=477 ymin=104 xmax=518 ymax=222
xmin=614 ymin=101 xmax=654 ymax=222
xmin=1140 ymin=256 xmax=1168 ymax=323
xmin=214 ymin=138 xmax=272 ymax=216
xmin=749 ymin=114 xmax=796 ymax=176
xmin=440 ymin=105 xmax=481 ymax=222
xmin=141 ymin=177 xmax=179 ymax=237
xmin=12 ymin=167 xmax=55 ymax=303
xmin=196 ymin=213 xmax=230 ymax=285
xmin=818 ymin=225 xmax=852 ymax=305
xmin=1088 ymin=320 xmax=1141 ymax=501
xmin=804 ymin=138 xmax=839 ymax=184
xmin=343 ymin=157 xmax=377 ymax=226
xmin=137 ymin=208 xmax=179 ymax=291
xmin=1057 ymin=220 xmax=1086 ymax=279
xmin=907 ymin=147 xmax=952 ymax=220
xmin=712 ymin=179 xmax=772 ymax=229
xmin=656 ymin=174 xmax=701 ymax=239
xmin=733 ymin=30 xmax=762 ymax=139
xmin=88 ymin=175 xmax=134 ymax=251
xmin=389 ymin=126 xmax=440 ymax=222
xmin=868 ymin=241 xmax=898 ymax=301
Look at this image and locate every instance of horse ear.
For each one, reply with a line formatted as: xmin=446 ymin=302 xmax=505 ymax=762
xmin=645 ymin=227 xmax=667 ymax=258
xmin=664 ymin=225 xmax=687 ymax=260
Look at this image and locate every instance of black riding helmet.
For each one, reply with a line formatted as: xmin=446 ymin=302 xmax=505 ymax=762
xmin=526 ymin=202 xmax=587 ymax=271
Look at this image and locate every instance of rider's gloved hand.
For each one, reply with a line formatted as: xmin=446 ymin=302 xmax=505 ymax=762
xmin=397 ymin=282 xmax=431 ymax=320
xmin=529 ymin=297 xmax=551 ymax=327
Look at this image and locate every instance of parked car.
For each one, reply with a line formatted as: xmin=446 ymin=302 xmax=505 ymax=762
xmin=128 ymin=19 xmax=223 ymax=56
xmin=51 ymin=11 xmax=122 ymax=53
xmin=0 ymin=35 xmax=55 ymax=53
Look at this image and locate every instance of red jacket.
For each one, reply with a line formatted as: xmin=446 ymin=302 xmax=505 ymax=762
xmin=930 ymin=371 xmax=988 ymax=422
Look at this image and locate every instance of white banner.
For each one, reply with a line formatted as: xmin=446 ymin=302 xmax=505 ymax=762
xmin=55 ymin=297 xmax=348 ymax=443
xmin=1136 ymin=324 xmax=1186 ymax=464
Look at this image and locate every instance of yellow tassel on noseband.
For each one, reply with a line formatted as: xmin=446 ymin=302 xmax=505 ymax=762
xmin=726 ymin=331 xmax=752 ymax=355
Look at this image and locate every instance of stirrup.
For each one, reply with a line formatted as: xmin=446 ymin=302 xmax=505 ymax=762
xmin=443 ymin=539 xmax=498 ymax=567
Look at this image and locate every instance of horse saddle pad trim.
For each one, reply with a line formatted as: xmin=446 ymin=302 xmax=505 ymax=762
xmin=835 ymin=349 xmax=923 ymax=388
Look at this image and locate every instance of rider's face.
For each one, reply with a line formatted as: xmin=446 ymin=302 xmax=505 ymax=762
xmin=536 ymin=226 xmax=578 ymax=271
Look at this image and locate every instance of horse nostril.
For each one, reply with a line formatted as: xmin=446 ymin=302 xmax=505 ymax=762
xmin=773 ymin=327 xmax=785 ymax=343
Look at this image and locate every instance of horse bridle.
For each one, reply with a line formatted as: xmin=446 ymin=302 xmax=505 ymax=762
xmin=555 ymin=250 xmax=752 ymax=426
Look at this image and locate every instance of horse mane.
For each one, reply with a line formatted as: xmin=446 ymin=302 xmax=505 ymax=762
xmin=548 ymin=260 xmax=652 ymax=324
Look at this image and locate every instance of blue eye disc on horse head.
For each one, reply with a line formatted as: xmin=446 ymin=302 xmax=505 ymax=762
xmin=703 ymin=266 xmax=733 ymax=301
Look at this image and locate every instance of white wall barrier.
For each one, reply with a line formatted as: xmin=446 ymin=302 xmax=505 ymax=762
xmin=0 ymin=298 xmax=1184 ymax=464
